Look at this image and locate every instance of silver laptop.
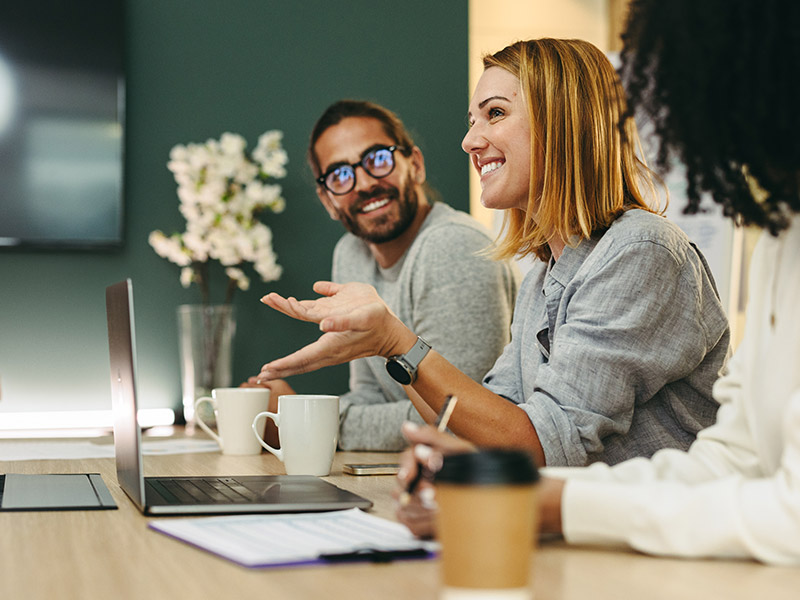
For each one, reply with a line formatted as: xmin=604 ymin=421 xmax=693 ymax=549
xmin=105 ymin=278 xmax=372 ymax=515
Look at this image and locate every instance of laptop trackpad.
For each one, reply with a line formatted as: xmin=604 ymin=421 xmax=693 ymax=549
xmin=1 ymin=473 xmax=117 ymax=510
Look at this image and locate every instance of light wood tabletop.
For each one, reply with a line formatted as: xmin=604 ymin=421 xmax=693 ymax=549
xmin=2 ymin=428 xmax=798 ymax=600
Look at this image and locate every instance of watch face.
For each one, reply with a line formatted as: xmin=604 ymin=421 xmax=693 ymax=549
xmin=386 ymin=359 xmax=413 ymax=385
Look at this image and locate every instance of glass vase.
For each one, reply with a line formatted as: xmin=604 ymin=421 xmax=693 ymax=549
xmin=177 ymin=304 xmax=236 ymax=424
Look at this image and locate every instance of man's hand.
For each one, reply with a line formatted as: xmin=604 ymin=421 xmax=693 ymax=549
xmin=241 ymin=376 xmax=295 ymax=398
xmin=239 ymin=377 xmax=295 ymax=447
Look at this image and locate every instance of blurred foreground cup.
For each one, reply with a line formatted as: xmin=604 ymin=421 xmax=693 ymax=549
xmin=434 ymin=449 xmax=540 ymax=600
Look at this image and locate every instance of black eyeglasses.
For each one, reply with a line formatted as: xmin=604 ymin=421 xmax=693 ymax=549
xmin=317 ymin=145 xmax=405 ymax=195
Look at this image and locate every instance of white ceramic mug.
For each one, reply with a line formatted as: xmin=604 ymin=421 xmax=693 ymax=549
xmin=252 ymin=394 xmax=339 ymax=476
xmin=194 ymin=387 xmax=270 ymax=455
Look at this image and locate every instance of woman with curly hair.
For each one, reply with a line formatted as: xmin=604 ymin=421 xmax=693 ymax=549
xmin=400 ymin=0 xmax=800 ymax=565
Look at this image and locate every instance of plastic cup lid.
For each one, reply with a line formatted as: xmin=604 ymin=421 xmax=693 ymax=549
xmin=434 ymin=449 xmax=540 ymax=485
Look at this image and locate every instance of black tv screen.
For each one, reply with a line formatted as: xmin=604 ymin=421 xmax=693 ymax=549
xmin=0 ymin=1 xmax=125 ymax=250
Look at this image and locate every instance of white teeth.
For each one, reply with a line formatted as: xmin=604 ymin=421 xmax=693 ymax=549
xmin=481 ymin=161 xmax=503 ymax=176
xmin=361 ymin=198 xmax=390 ymax=213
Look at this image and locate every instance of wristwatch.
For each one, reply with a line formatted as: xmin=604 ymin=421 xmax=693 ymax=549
xmin=385 ymin=336 xmax=431 ymax=385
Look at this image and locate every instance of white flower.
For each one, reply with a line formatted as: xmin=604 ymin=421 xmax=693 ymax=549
xmin=148 ymin=230 xmax=192 ymax=267
xmin=225 ymin=267 xmax=250 ymax=291
xmin=235 ymin=161 xmax=259 ymax=185
xmin=186 ymin=143 xmax=211 ymax=171
xmin=220 ymin=132 xmax=246 ymax=156
xmin=256 ymin=130 xmax=283 ymax=152
xmin=169 ymin=144 xmax=188 ymax=162
xmin=253 ymin=130 xmax=289 ymax=179
xmin=151 ymin=130 xmax=287 ymax=302
xmin=255 ymin=254 xmax=282 ymax=282
xmin=180 ymin=267 xmax=195 ymax=288
xmin=182 ymin=229 xmax=210 ymax=262
xmin=249 ymin=222 xmax=272 ymax=246
xmin=270 ymin=195 xmax=286 ymax=214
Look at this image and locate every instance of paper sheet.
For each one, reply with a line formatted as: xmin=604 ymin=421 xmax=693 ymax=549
xmin=149 ymin=508 xmax=437 ymax=568
xmin=0 ymin=438 xmax=220 ymax=461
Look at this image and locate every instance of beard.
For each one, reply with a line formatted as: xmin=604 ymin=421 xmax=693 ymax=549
xmin=334 ymin=172 xmax=420 ymax=244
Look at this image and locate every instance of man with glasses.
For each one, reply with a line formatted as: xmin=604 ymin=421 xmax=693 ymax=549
xmin=250 ymin=100 xmax=517 ymax=451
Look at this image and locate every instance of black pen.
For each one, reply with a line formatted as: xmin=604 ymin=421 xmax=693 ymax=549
xmin=399 ymin=395 xmax=458 ymax=506
xmin=319 ymin=547 xmax=432 ymax=563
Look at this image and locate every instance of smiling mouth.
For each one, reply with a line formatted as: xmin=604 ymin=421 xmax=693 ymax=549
xmin=358 ymin=197 xmax=392 ymax=214
xmin=480 ymin=161 xmax=503 ymax=176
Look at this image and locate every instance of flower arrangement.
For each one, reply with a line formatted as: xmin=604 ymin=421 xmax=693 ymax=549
xmin=149 ymin=130 xmax=287 ymax=305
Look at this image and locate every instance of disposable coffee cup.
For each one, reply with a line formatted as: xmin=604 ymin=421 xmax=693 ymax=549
xmin=434 ymin=449 xmax=540 ymax=600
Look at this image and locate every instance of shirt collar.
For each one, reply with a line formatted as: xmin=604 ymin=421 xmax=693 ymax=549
xmin=546 ymin=234 xmax=600 ymax=288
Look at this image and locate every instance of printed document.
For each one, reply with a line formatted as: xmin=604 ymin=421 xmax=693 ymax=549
xmin=149 ymin=508 xmax=436 ymax=568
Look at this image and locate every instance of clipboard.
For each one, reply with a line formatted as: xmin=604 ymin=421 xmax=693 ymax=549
xmin=0 ymin=473 xmax=117 ymax=511
xmin=149 ymin=508 xmax=437 ymax=568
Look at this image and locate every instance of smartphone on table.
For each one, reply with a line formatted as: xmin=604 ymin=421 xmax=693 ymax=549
xmin=343 ymin=463 xmax=401 ymax=476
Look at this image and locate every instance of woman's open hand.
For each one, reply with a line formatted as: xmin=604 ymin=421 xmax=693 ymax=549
xmin=258 ymin=281 xmax=415 ymax=380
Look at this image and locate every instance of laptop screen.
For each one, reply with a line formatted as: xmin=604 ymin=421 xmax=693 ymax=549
xmin=104 ymin=278 xmax=373 ymax=516
xmin=106 ymin=279 xmax=147 ymax=511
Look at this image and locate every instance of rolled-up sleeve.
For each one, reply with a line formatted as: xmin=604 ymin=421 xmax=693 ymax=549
xmin=489 ymin=233 xmax=727 ymax=467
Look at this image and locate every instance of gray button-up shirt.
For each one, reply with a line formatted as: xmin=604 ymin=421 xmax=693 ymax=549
xmin=484 ymin=209 xmax=730 ymax=466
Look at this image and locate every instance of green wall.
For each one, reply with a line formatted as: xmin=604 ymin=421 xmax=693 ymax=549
xmin=0 ymin=1 xmax=470 ymax=417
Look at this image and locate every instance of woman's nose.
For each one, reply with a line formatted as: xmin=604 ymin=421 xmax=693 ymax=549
xmin=461 ymin=124 xmax=485 ymax=155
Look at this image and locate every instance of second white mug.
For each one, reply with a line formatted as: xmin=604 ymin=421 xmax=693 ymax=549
xmin=194 ymin=387 xmax=270 ymax=455
xmin=252 ymin=394 xmax=339 ymax=476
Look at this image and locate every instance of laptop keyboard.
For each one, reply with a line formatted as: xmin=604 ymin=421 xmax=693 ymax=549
xmin=146 ymin=477 xmax=258 ymax=505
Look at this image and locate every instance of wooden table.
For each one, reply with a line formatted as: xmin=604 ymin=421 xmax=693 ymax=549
xmin=2 ymin=429 xmax=799 ymax=600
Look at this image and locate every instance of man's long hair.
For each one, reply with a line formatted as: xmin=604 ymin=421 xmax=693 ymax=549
xmin=307 ymin=100 xmax=415 ymax=178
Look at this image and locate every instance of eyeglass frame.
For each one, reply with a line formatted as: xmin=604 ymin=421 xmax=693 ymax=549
xmin=316 ymin=144 xmax=407 ymax=195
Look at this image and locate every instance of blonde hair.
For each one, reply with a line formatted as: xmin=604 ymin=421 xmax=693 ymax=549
xmin=484 ymin=39 xmax=663 ymax=262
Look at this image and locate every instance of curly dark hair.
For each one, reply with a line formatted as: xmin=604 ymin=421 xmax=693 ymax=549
xmin=620 ymin=0 xmax=800 ymax=234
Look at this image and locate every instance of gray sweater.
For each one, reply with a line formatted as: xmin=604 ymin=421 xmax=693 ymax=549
xmin=333 ymin=202 xmax=518 ymax=450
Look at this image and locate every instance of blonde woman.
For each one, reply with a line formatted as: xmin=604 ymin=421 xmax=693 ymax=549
xmin=258 ymin=39 xmax=729 ymax=468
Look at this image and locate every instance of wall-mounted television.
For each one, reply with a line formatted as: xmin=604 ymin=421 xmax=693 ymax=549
xmin=0 ymin=1 xmax=125 ymax=250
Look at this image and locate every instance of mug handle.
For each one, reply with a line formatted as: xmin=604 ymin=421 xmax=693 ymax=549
xmin=194 ymin=396 xmax=222 ymax=448
xmin=252 ymin=411 xmax=282 ymax=461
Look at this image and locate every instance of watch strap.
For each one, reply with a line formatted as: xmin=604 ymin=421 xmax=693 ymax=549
xmin=402 ymin=336 xmax=431 ymax=368
xmin=385 ymin=336 xmax=431 ymax=384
